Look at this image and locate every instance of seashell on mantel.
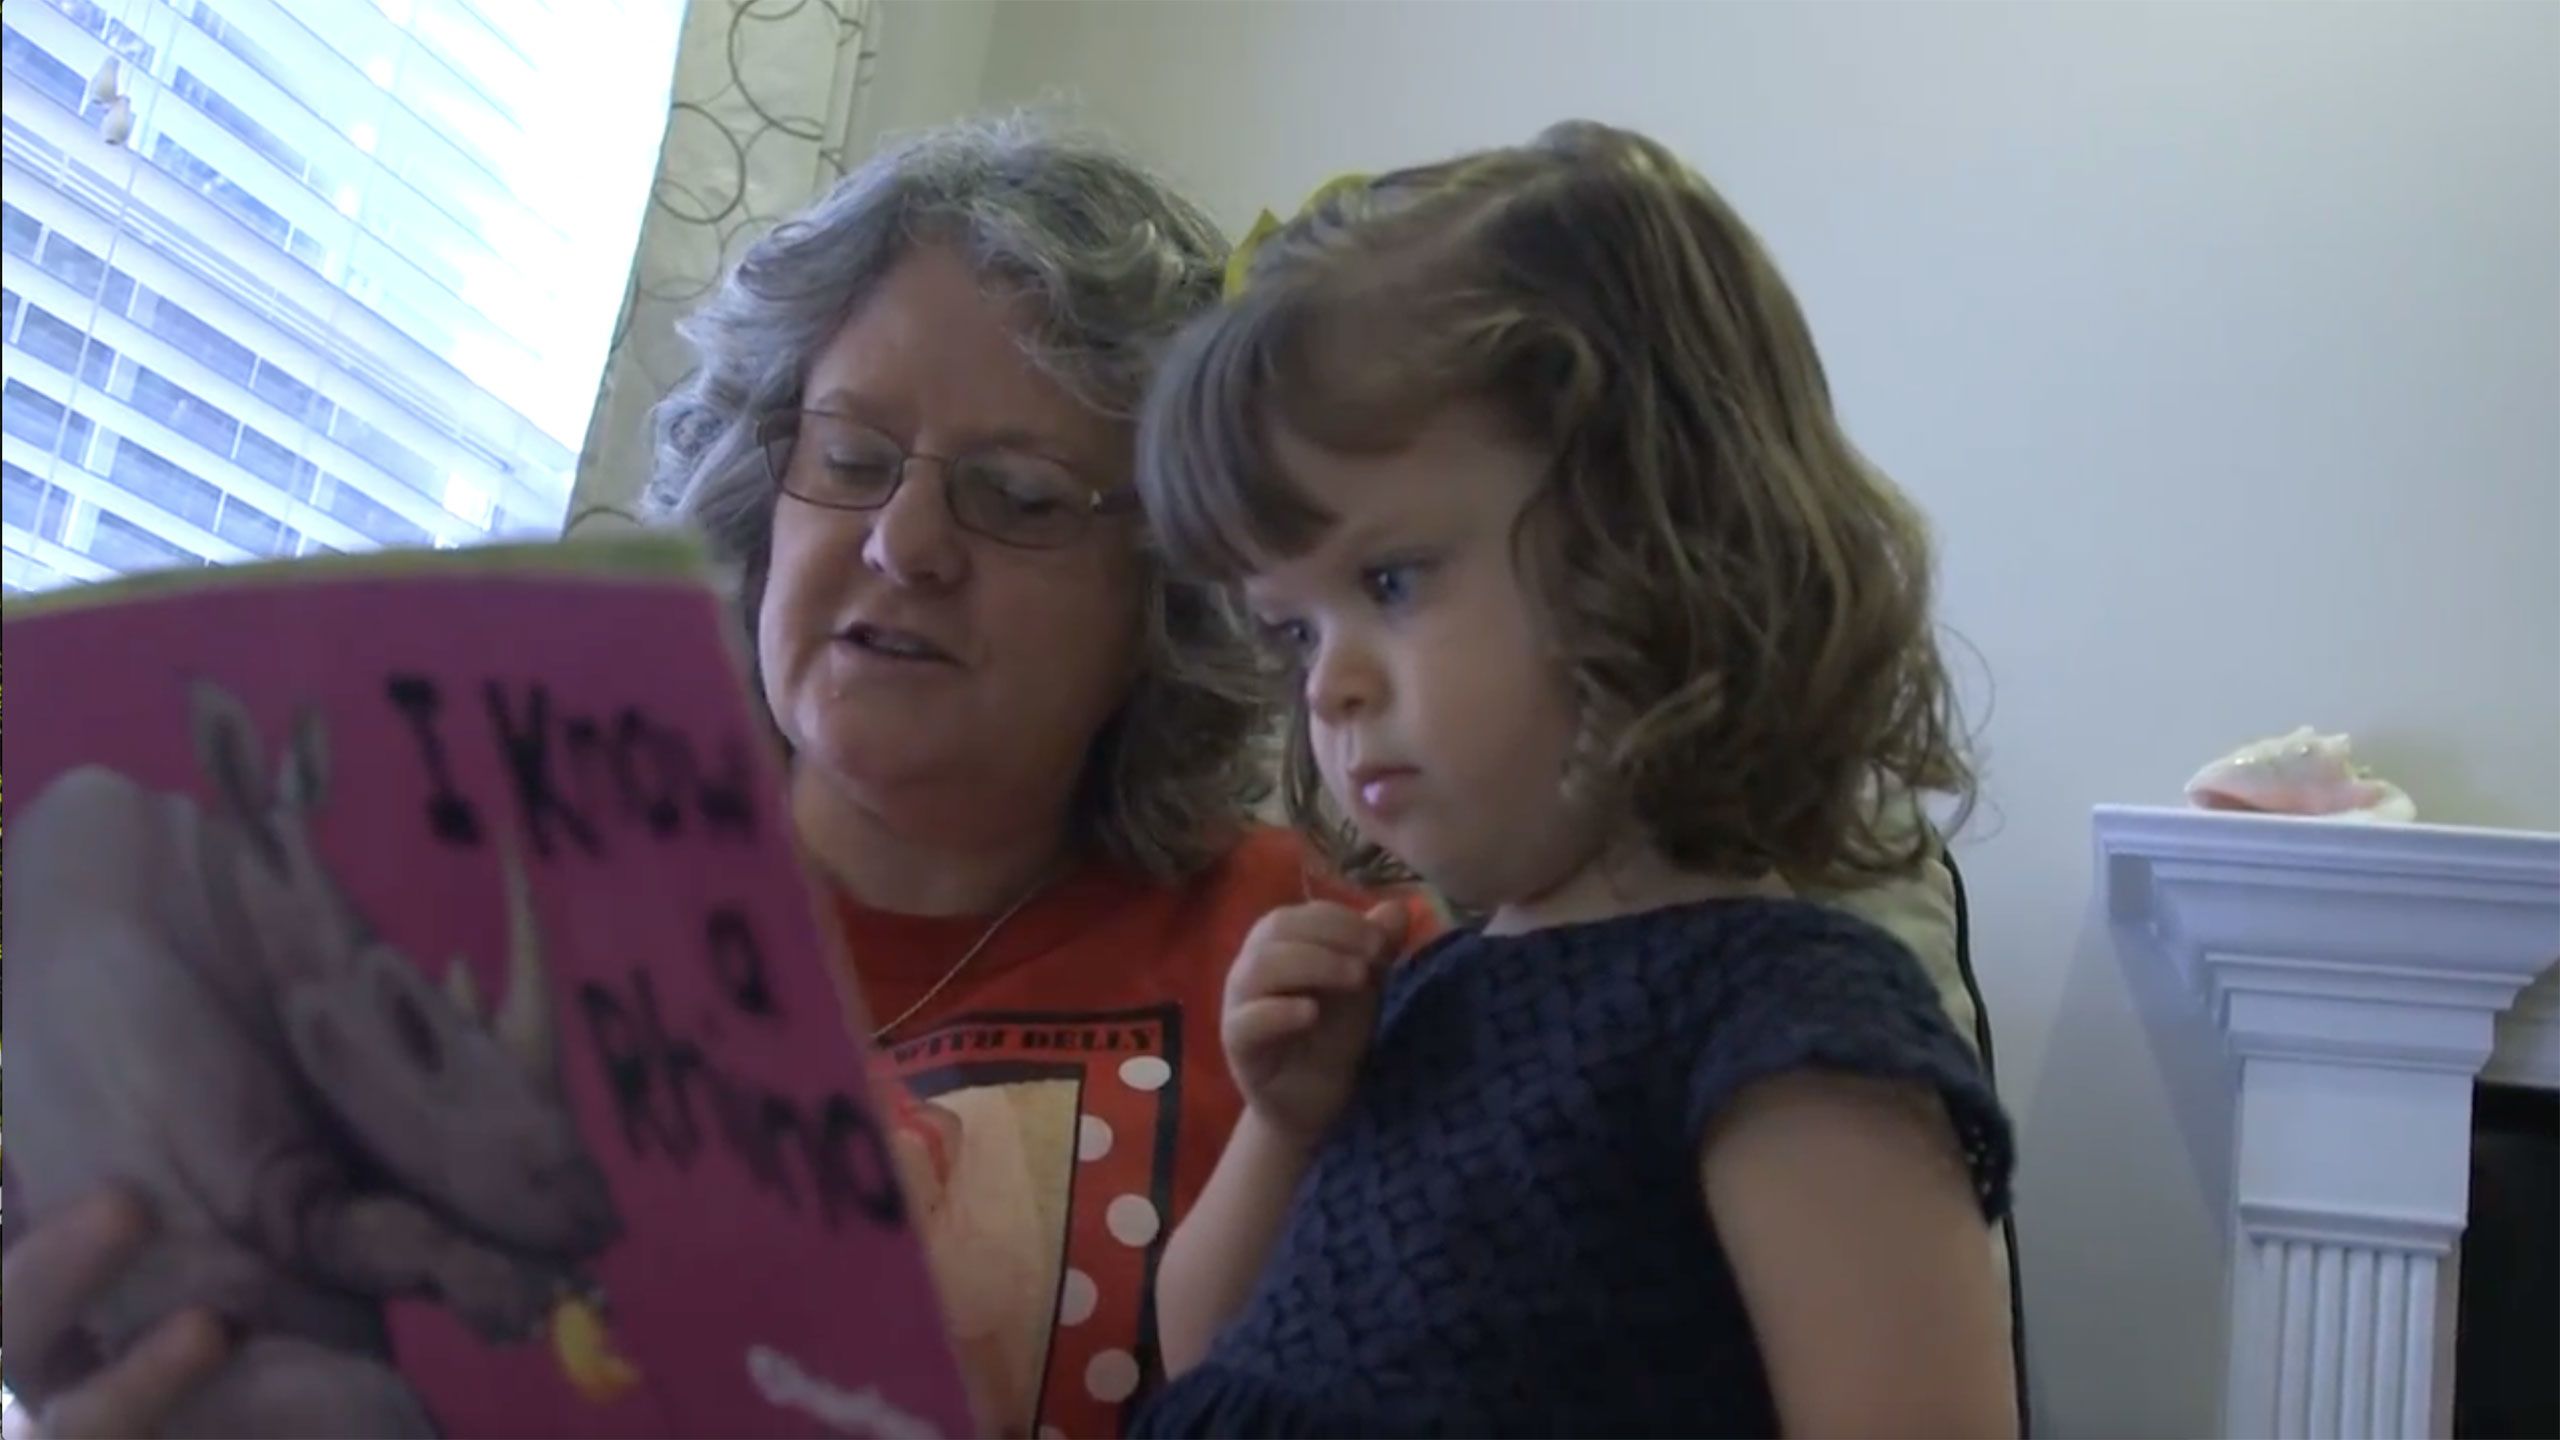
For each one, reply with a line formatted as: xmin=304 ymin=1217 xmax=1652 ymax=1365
xmin=2184 ymin=726 xmax=2415 ymax=823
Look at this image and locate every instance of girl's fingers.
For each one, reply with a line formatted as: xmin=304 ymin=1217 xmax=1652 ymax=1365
xmin=2 ymin=1189 xmax=154 ymax=1400
xmin=1234 ymin=941 xmax=1373 ymax=999
xmin=1362 ymin=900 xmax=1412 ymax=959
xmin=1268 ymin=903 xmax=1398 ymax=959
xmin=1225 ymin=995 xmax=1321 ymax=1051
xmin=40 ymin=1308 xmax=228 ymax=1440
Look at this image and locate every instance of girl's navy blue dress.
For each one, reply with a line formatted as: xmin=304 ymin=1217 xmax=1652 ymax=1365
xmin=1130 ymin=898 xmax=2014 ymax=1438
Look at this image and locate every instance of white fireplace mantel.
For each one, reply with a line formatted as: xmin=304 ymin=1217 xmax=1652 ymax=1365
xmin=2095 ymin=805 xmax=2560 ymax=1440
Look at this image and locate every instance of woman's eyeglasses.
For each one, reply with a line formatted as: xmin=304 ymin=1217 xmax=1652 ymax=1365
xmin=757 ymin=409 xmax=1137 ymax=550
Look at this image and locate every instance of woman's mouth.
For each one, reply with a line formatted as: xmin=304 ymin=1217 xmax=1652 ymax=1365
xmin=838 ymin=622 xmax=958 ymax=664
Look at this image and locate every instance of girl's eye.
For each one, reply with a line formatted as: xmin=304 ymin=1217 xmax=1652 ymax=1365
xmin=1258 ymin=616 xmax=1316 ymax=660
xmin=1361 ymin=558 xmax=1429 ymax=608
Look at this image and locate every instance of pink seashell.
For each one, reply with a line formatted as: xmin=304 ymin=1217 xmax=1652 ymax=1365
xmin=2184 ymin=727 xmax=2415 ymax=822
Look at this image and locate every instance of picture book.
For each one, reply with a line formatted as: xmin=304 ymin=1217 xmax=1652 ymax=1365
xmin=1 ymin=536 xmax=974 ymax=1438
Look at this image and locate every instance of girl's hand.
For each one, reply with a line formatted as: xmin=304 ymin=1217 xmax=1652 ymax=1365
xmin=1221 ymin=900 xmax=1409 ymax=1144
xmin=2 ymin=1186 xmax=229 ymax=1439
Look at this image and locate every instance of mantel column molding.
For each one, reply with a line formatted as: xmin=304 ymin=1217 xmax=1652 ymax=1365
xmin=2095 ymin=805 xmax=2559 ymax=1439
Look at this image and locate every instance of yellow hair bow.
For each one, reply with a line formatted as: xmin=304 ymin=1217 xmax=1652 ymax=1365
xmin=1222 ymin=172 xmax=1372 ymax=300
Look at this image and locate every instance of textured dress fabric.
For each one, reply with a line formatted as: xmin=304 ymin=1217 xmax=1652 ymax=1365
xmin=1131 ymin=898 xmax=2016 ymax=1438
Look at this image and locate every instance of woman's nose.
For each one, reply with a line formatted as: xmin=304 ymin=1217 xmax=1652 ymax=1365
xmin=1305 ymin=633 xmax=1382 ymax=726
xmin=859 ymin=463 xmax=967 ymax=589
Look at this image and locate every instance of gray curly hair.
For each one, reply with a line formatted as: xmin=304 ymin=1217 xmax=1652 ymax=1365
xmin=645 ymin=112 xmax=1271 ymax=881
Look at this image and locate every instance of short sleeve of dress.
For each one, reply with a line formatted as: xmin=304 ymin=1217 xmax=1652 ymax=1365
xmin=1673 ymin=904 xmax=2016 ymax=1223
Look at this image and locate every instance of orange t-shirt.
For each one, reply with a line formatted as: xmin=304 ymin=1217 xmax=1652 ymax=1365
xmin=832 ymin=826 xmax=1433 ymax=1440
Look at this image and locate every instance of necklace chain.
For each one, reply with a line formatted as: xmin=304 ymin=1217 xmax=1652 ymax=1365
xmin=868 ymin=868 xmax=1058 ymax=1043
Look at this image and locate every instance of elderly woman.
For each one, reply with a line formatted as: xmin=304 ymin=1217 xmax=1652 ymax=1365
xmin=637 ymin=117 xmax=1408 ymax=1438
xmin=1 ymin=115 xmax=2003 ymax=1440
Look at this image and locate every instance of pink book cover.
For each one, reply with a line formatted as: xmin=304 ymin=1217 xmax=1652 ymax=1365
xmin=1 ymin=537 xmax=975 ymax=1438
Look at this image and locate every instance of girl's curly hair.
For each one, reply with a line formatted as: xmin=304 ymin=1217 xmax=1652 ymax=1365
xmin=1139 ymin=121 xmax=1973 ymax=892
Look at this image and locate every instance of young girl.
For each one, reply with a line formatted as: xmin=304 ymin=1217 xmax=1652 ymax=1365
xmin=1126 ymin=121 xmax=2018 ymax=1437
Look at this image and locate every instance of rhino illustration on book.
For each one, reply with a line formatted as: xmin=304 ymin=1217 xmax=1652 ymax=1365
xmin=2 ymin=681 xmax=622 ymax=1437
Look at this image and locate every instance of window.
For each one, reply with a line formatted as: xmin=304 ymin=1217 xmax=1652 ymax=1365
xmin=2 ymin=0 xmax=686 ymax=589
xmin=0 ymin=23 xmax=88 ymax=114
xmin=35 ymin=232 xmax=108 ymax=298
xmin=150 ymin=133 xmax=308 ymax=258
xmin=309 ymin=470 xmax=431 ymax=547
xmin=104 ymin=433 xmax=226 ymax=532
xmin=172 ymin=67 xmax=333 ymax=195
xmin=328 ymin=405 xmax=437 ymax=495
xmin=129 ymin=369 xmax=244 ymax=456
xmin=211 ymin=492 xmax=296 ymax=556
xmin=142 ymin=292 xmax=259 ymax=388
xmin=234 ymin=426 xmax=311 ymax=489
xmin=17 ymin=305 xmax=85 ymax=372
xmin=249 ymin=357 xmax=329 ymax=426
xmin=2 ymin=203 xmax=39 ymax=258
xmin=4 ymin=460 xmax=52 ymax=532
xmin=4 ymin=460 xmax=76 ymax=544
xmin=58 ymin=411 xmax=97 ymax=468
xmin=41 ymin=0 xmax=157 ymax=70
xmin=79 ymin=335 xmax=119 ymax=391
xmin=88 ymin=511 xmax=201 ymax=572
xmin=2 ymin=380 xmax=70 ymax=448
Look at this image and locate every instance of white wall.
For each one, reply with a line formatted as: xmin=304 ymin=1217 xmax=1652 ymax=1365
xmin=879 ymin=1 xmax=2559 ymax=1431
xmin=847 ymin=0 xmax=1001 ymax=155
